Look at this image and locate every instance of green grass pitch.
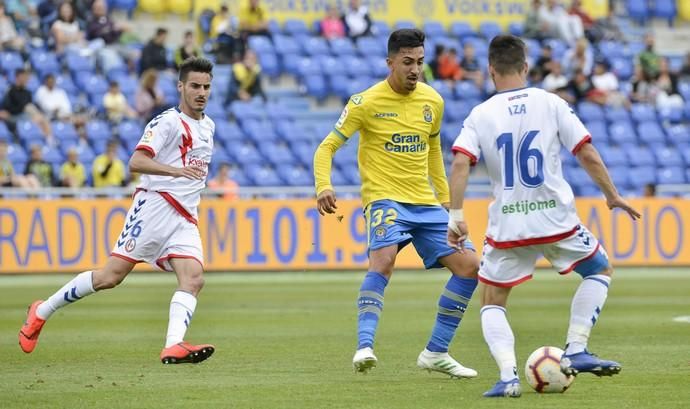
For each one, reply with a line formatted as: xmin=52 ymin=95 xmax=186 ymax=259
xmin=1 ymin=268 xmax=689 ymax=409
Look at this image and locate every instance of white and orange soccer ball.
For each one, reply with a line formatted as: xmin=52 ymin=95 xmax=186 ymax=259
xmin=524 ymin=346 xmax=575 ymax=393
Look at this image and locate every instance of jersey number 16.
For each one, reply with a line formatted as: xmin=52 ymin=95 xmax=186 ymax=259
xmin=496 ymin=130 xmax=544 ymax=189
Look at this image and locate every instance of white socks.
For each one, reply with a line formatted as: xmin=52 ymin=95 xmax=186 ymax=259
xmin=565 ymin=274 xmax=611 ymax=355
xmin=481 ymin=305 xmax=517 ymax=381
xmin=165 ymin=291 xmax=197 ymax=348
xmin=36 ymin=271 xmax=96 ymax=320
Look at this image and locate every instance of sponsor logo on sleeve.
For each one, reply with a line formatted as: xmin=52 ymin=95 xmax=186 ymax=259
xmin=336 ymin=107 xmax=349 ymax=129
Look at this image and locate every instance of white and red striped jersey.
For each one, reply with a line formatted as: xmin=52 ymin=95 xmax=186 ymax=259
xmin=135 ymin=107 xmax=215 ymax=223
xmin=452 ymin=87 xmax=591 ymax=248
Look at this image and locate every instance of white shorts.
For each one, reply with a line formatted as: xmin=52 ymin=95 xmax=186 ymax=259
xmin=479 ymin=225 xmax=609 ymax=287
xmin=111 ymin=190 xmax=204 ymax=271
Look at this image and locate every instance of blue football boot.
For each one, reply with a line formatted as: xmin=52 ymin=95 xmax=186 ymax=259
xmin=483 ymin=378 xmax=522 ymax=398
xmin=560 ymin=350 xmax=622 ymax=376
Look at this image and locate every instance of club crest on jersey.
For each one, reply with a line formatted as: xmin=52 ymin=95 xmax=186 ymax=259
xmin=423 ymin=105 xmax=432 ymax=122
xmin=374 ymin=226 xmax=386 ymax=239
xmin=125 ymin=238 xmax=136 ymax=252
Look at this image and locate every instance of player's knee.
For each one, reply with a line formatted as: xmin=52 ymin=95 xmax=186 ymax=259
xmin=93 ymin=270 xmax=127 ymax=290
xmin=181 ymin=274 xmax=205 ymax=295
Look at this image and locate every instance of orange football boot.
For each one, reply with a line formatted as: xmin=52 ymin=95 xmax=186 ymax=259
xmin=19 ymin=300 xmax=47 ymax=353
xmin=160 ymin=342 xmax=215 ymax=364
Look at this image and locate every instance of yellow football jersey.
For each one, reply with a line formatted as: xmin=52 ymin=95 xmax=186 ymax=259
xmin=330 ymin=80 xmax=449 ymax=207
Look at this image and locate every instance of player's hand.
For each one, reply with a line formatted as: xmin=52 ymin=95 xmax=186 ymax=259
xmin=447 ymin=220 xmax=469 ymax=253
xmin=606 ymin=195 xmax=641 ymax=220
xmin=175 ymin=166 xmax=205 ymax=180
xmin=316 ymin=189 xmax=337 ymax=215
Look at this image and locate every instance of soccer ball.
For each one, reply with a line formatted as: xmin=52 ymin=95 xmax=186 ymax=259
xmin=524 ymin=346 xmax=574 ymax=393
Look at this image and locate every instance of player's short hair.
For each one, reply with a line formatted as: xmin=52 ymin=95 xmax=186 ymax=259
xmin=178 ymin=57 xmax=214 ymax=82
xmin=387 ymin=28 xmax=425 ymax=56
xmin=489 ymin=35 xmax=527 ymax=76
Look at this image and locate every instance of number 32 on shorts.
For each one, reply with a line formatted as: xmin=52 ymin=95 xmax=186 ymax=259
xmin=368 ymin=207 xmax=398 ymax=228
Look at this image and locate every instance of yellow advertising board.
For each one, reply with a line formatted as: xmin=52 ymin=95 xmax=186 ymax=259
xmin=0 ymin=198 xmax=687 ymax=274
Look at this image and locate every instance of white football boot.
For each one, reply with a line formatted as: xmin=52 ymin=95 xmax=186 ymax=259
xmin=352 ymin=347 xmax=377 ymax=373
xmin=417 ymin=348 xmax=478 ymax=378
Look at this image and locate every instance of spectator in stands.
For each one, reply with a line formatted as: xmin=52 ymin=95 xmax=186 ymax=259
xmin=6 ymin=0 xmax=38 ymax=34
xmin=135 ymin=68 xmax=166 ymax=121
xmin=592 ymin=8 xmax=624 ymax=43
xmin=568 ymin=0 xmax=595 ymax=41
xmin=428 ymin=44 xmax=445 ymax=79
xmin=631 ymin=66 xmax=656 ymax=104
xmin=0 ymin=69 xmax=54 ymax=144
xmin=86 ymin=0 xmax=124 ymax=45
xmin=320 ymin=4 xmax=345 ymax=39
xmin=638 ymin=33 xmax=660 ymax=78
xmin=437 ymin=47 xmax=463 ymax=82
xmin=566 ymin=68 xmax=605 ymax=105
xmin=211 ymin=4 xmax=234 ymax=38
xmin=213 ymin=5 xmax=243 ymax=64
xmin=523 ymin=0 xmax=547 ymax=40
xmin=654 ymin=57 xmax=684 ymax=110
xmin=25 ymin=144 xmax=54 ymax=187
xmin=139 ymin=27 xmax=169 ymax=74
xmin=460 ymin=43 xmax=483 ymax=87
xmin=679 ymin=51 xmax=690 ymax=79
xmin=34 ymin=73 xmax=71 ymax=120
xmin=0 ymin=2 xmax=26 ymax=51
xmin=542 ymin=61 xmax=568 ymax=92
xmin=535 ymin=44 xmax=555 ymax=77
xmin=643 ymin=183 xmax=656 ymax=197
xmin=207 ymin=163 xmax=239 ymax=200
xmin=51 ymin=1 xmax=86 ymax=54
xmin=92 ymin=139 xmax=125 ymax=188
xmin=59 ymin=147 xmax=85 ymax=187
xmin=562 ymin=38 xmax=593 ymax=76
xmin=238 ymin=0 xmax=269 ymax=38
xmin=343 ymin=0 xmax=371 ymax=40
xmin=591 ymin=61 xmax=629 ymax=108
xmin=103 ymin=81 xmax=136 ymax=123
xmin=539 ymin=0 xmax=584 ymax=46
xmin=0 ymin=139 xmax=39 ymax=188
xmin=174 ymin=31 xmax=203 ymax=70
xmin=225 ymin=49 xmax=265 ymax=105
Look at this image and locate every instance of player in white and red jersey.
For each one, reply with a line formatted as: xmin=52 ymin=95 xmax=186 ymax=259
xmin=447 ymin=36 xmax=640 ymax=397
xmin=19 ymin=57 xmax=217 ymax=365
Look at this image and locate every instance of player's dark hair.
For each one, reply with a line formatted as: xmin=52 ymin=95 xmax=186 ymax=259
xmin=179 ymin=57 xmax=214 ymax=82
xmin=388 ymin=28 xmax=425 ymax=56
xmin=489 ymin=35 xmax=526 ymax=76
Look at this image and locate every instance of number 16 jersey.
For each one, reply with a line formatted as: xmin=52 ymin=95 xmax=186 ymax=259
xmin=452 ymin=87 xmax=592 ymax=249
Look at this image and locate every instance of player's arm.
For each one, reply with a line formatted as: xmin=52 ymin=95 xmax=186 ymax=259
xmin=129 ymin=149 xmax=204 ymax=180
xmin=575 ymin=143 xmax=640 ymax=220
xmin=428 ymin=101 xmax=450 ymax=206
xmin=313 ymin=96 xmax=363 ymax=216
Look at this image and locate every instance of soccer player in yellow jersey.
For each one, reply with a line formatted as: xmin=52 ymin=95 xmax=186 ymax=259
xmin=313 ymin=29 xmax=480 ymax=377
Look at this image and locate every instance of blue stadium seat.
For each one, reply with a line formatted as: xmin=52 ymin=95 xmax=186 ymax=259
xmin=479 ymin=22 xmax=502 ymax=40
xmin=7 ymin=143 xmax=27 ymax=162
xmin=564 ymin=166 xmax=591 ymax=192
xmin=508 ymin=22 xmax=524 ymax=37
xmin=578 ymin=102 xmax=605 ymax=122
xmin=257 ymin=52 xmax=280 ymax=78
xmin=523 ymin=38 xmax=541 ymax=60
xmin=605 ymin=106 xmax=630 ymax=123
xmin=454 ymin=81 xmax=482 ymax=100
xmin=227 ymin=166 xmax=251 ymax=187
xmin=231 ymin=101 xmax=265 ymax=121
xmin=445 ymin=100 xmax=473 ymax=122
xmin=626 ymin=0 xmax=649 ymax=25
xmin=328 ymin=37 xmax=357 ymax=56
xmin=345 ymin=77 xmax=375 ymax=98
xmin=344 ymin=56 xmax=372 ymax=77
xmin=268 ymin=20 xmax=281 ymax=36
xmin=55 ymin=74 xmax=77 ymax=95
xmin=545 ymin=39 xmax=568 ymax=59
xmin=233 ymin=142 xmax=263 ymax=166
xmin=423 ymin=21 xmax=445 ymax=39
xmin=296 ymin=57 xmax=322 ymax=78
xmin=305 ymin=75 xmax=328 ymax=100
xmin=0 ymin=51 xmax=24 ymax=73
xmin=113 ymin=74 xmax=138 ymax=95
xmin=586 ymin=121 xmax=610 ymax=144
xmin=244 ymin=120 xmax=279 ymax=143
xmin=29 ymin=50 xmax=60 ymax=77
xmin=328 ymin=74 xmax=350 ymax=99
xmin=42 ymin=146 xmax=64 ymax=165
xmin=430 ymin=80 xmax=453 ymax=100
xmin=341 ymin=163 xmax=360 ymax=184
xmin=371 ymin=20 xmax=390 ymax=37
xmin=368 ymin=58 xmax=389 ymax=78
xmin=657 ymin=105 xmax=684 ymax=123
xmin=277 ymin=164 xmax=313 ymax=186
xmin=0 ymin=122 xmax=12 ymax=140
xmin=656 ymin=167 xmax=685 ymax=184
xmin=273 ymin=35 xmax=302 ymax=55
xmin=637 ymin=121 xmax=666 ymax=146
xmin=450 ymin=22 xmax=476 ymax=39
xmin=317 ymin=55 xmax=346 ymax=78
xmin=284 ymin=19 xmax=310 ymax=36
xmin=610 ymin=57 xmax=634 ymax=81
xmin=302 ymin=36 xmax=331 ymax=57
xmin=608 ymin=121 xmax=637 ymax=145
xmin=463 ymin=37 xmax=489 ymax=58
xmin=65 ymin=52 xmax=95 ymax=75
xmin=212 ymin=146 xmax=232 ymax=165
xmin=204 ymin=101 xmax=226 ymax=119
xmin=654 ymin=147 xmax=684 ymax=167
xmin=678 ymin=81 xmax=690 ymax=101
xmin=117 ymin=120 xmax=143 ymax=141
xmin=608 ymin=166 xmax=631 ymax=189
xmin=76 ymin=73 xmax=109 ymax=95
xmin=666 ymin=124 xmax=690 ymax=146
xmin=246 ymin=164 xmax=282 ymax=186
xmin=17 ymin=120 xmax=45 ymax=145
xmin=248 ymin=35 xmax=275 ymax=54
xmin=597 ymin=41 xmax=625 ymax=59
xmin=598 ymin=146 xmax=628 ymax=167
xmin=630 ymin=103 xmax=657 ymax=123
xmin=52 ymin=121 xmax=78 ymax=141
xmin=109 ymin=0 xmax=137 ymax=14
xmin=652 ymin=0 xmax=676 ymax=26
xmin=394 ymin=20 xmax=415 ymax=30
xmin=628 ymin=166 xmax=657 ymax=188
xmin=330 ymin=166 xmax=349 ymax=185
xmin=281 ymin=52 xmax=301 ymax=76
xmin=624 ymin=145 xmax=656 ymax=167
xmin=85 ymin=120 xmax=111 ymax=142
xmin=356 ymin=37 xmax=386 ymax=57
xmin=290 ymin=141 xmax=315 ymax=166
xmin=214 ymin=120 xmax=245 ymax=145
